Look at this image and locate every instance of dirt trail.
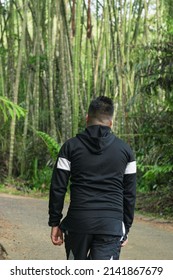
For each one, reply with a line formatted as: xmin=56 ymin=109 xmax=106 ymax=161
xmin=0 ymin=193 xmax=173 ymax=260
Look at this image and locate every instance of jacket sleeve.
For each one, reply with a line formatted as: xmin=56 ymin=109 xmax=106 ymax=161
xmin=48 ymin=142 xmax=71 ymax=227
xmin=123 ymin=150 xmax=136 ymax=235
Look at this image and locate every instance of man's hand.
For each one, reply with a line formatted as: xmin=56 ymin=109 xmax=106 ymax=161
xmin=51 ymin=226 xmax=63 ymax=246
xmin=121 ymin=237 xmax=128 ymax=247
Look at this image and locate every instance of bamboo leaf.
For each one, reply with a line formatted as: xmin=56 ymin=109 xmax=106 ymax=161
xmin=0 ymin=96 xmax=26 ymax=122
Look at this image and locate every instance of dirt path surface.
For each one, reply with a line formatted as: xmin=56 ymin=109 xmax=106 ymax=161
xmin=0 ymin=193 xmax=173 ymax=260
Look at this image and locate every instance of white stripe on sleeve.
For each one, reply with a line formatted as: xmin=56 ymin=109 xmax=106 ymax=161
xmin=124 ymin=161 xmax=136 ymax=174
xmin=57 ymin=157 xmax=71 ymax=171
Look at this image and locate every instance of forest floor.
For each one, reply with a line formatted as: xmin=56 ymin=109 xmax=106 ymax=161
xmin=0 ymin=193 xmax=173 ymax=260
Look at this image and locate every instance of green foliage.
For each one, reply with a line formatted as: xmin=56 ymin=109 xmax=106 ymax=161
xmin=35 ymin=130 xmax=61 ymax=160
xmin=30 ymin=166 xmax=52 ymax=192
xmin=138 ymin=162 xmax=173 ymax=191
xmin=136 ymin=119 xmax=173 ymax=193
xmin=143 ymin=164 xmax=173 ymax=180
xmin=132 ymin=36 xmax=173 ymax=201
xmin=0 ymin=96 xmax=26 ymax=121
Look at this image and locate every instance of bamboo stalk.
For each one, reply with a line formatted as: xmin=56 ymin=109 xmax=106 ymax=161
xmin=72 ymin=0 xmax=82 ymax=136
xmin=47 ymin=0 xmax=57 ymax=140
xmin=8 ymin=0 xmax=27 ymax=177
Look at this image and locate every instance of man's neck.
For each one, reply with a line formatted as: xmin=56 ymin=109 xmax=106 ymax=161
xmin=87 ymin=121 xmax=111 ymax=128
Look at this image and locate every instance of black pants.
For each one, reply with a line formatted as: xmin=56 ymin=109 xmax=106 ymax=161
xmin=64 ymin=232 xmax=121 ymax=260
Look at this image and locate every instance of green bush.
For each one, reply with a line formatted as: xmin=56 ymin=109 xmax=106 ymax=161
xmin=30 ymin=166 xmax=52 ymax=192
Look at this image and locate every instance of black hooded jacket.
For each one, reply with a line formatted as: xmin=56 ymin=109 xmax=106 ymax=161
xmin=49 ymin=125 xmax=136 ymax=236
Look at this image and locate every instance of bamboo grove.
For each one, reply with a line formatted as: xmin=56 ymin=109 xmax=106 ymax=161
xmin=0 ymin=0 xmax=173 ymax=214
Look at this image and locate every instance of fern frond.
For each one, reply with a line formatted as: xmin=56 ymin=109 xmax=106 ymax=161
xmin=36 ymin=131 xmax=60 ymax=160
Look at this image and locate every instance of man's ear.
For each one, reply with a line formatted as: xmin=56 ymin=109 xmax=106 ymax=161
xmin=109 ymin=120 xmax=113 ymax=127
xmin=86 ymin=114 xmax=89 ymax=123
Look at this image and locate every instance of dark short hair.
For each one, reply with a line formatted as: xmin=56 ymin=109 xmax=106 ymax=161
xmin=88 ymin=96 xmax=114 ymax=118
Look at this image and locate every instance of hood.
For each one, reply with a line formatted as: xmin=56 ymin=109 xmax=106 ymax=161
xmin=77 ymin=125 xmax=115 ymax=155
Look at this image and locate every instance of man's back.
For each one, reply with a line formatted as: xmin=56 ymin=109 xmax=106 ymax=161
xmin=65 ymin=125 xmax=134 ymax=214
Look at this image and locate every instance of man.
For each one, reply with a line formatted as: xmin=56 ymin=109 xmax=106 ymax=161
xmin=48 ymin=96 xmax=136 ymax=260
